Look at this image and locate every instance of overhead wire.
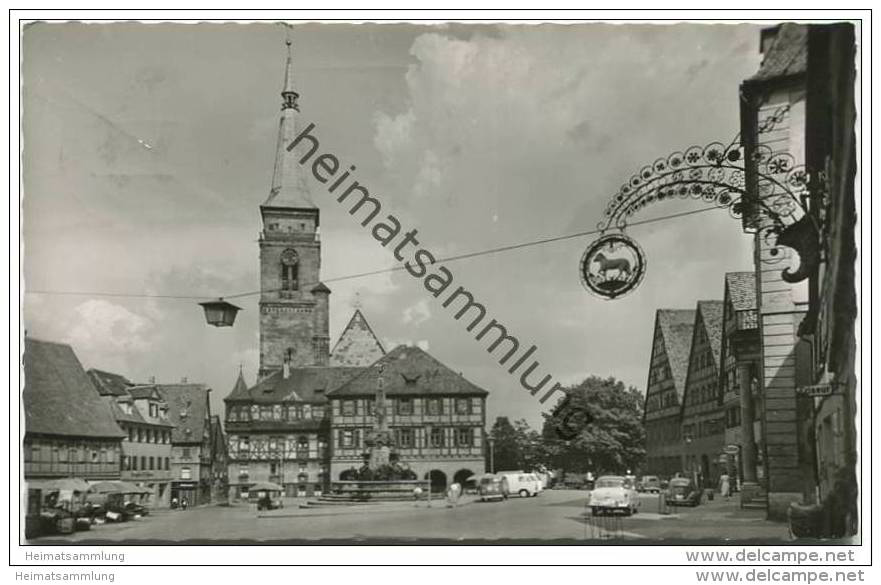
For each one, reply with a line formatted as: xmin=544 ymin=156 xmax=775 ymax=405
xmin=25 ymin=204 xmax=722 ymax=303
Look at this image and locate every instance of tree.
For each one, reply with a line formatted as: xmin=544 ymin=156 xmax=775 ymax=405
xmin=487 ymin=417 xmax=521 ymax=472
xmin=541 ymin=376 xmax=645 ymax=475
xmin=487 ymin=417 xmax=549 ymax=473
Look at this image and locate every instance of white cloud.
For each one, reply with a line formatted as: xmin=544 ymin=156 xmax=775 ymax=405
xmin=66 ymin=299 xmax=153 ymax=354
xmin=402 ymin=298 xmax=432 ymax=326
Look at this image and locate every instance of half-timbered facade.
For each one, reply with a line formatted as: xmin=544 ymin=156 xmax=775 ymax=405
xmin=327 ymin=345 xmax=487 ymax=491
xmin=224 ymin=367 xmax=357 ymax=498
xmin=157 ymin=383 xmax=215 ymax=506
xmin=642 ymin=309 xmax=695 ymax=478
xmin=680 ymin=300 xmax=726 ymax=489
xmin=23 ymin=339 xmax=125 ymax=483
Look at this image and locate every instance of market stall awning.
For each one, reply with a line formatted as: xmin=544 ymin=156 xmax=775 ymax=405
xmin=27 ymin=477 xmax=91 ymax=493
xmin=88 ymin=481 xmax=126 ymax=494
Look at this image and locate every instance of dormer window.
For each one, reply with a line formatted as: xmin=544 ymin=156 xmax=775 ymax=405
xmin=280 ymin=248 xmax=299 ymax=291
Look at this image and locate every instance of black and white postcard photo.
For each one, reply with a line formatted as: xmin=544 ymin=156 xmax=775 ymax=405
xmin=8 ymin=8 xmax=871 ymax=582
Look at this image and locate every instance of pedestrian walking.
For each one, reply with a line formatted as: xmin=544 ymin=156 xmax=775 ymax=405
xmin=719 ymin=473 xmax=731 ymax=500
xmin=445 ymin=483 xmax=462 ymax=508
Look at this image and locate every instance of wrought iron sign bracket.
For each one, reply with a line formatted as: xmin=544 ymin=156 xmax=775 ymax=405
xmin=580 ymin=106 xmax=822 ymax=300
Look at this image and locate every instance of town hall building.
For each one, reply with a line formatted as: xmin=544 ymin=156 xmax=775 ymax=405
xmin=223 ymin=40 xmax=488 ymax=498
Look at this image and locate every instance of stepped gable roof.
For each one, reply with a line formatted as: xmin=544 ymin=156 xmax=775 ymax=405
xmin=87 ymin=369 xmax=133 ymax=397
xmin=725 ymin=272 xmax=757 ymax=311
xmin=656 ymin=309 xmax=696 ymax=400
xmin=156 ymin=383 xmax=211 ymax=444
xmin=24 ymin=338 xmax=124 ymax=439
xmin=750 ymin=23 xmax=807 ymax=83
xmin=231 ymin=366 xmax=364 ymax=404
xmin=697 ymin=300 xmax=725 ymax=364
xmin=330 ymin=309 xmax=386 ymax=368
xmin=327 ymin=344 xmax=489 ymax=397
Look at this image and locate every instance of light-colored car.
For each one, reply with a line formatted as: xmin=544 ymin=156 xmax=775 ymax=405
xmin=638 ymin=475 xmax=662 ymax=493
xmin=497 ymin=472 xmax=543 ymax=497
xmin=588 ymin=475 xmax=639 ymax=516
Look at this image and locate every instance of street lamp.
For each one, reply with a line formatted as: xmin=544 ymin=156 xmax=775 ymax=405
xmin=199 ymin=298 xmax=242 ymax=327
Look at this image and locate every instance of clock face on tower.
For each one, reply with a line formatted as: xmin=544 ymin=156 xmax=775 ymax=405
xmin=281 ymin=248 xmax=299 ymax=266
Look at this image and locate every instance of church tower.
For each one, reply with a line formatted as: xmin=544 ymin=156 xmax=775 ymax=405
xmin=258 ymin=39 xmax=330 ymax=376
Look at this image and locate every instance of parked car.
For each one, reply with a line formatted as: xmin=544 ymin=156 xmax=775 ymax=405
xmin=497 ymin=472 xmax=543 ymax=498
xmin=587 ymin=475 xmax=639 ymax=516
xmin=638 ymin=475 xmax=662 ymax=494
xmin=124 ymin=501 xmax=149 ymax=518
xmin=666 ymin=477 xmax=702 ymax=506
xmin=479 ymin=475 xmax=509 ymax=502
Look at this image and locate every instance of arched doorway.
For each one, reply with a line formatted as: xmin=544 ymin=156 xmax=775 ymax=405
xmin=339 ymin=468 xmax=357 ymax=481
xmin=453 ymin=469 xmax=474 ymax=487
xmin=425 ymin=470 xmax=447 ymax=492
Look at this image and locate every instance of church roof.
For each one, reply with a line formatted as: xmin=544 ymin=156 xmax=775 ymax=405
xmin=330 ymin=309 xmax=386 ymax=367
xmin=656 ymin=309 xmax=696 ymax=401
xmin=262 ymin=41 xmax=316 ymax=212
xmin=23 ymin=338 xmax=125 ymax=439
xmin=228 ymin=366 xmax=363 ymax=404
xmin=327 ymin=344 xmax=489 ymax=397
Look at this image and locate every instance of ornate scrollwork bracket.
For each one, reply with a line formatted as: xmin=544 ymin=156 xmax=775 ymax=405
xmin=582 ymin=105 xmax=820 ymax=298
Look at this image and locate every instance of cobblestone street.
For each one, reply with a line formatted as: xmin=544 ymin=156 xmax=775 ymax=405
xmin=32 ymin=490 xmax=792 ymax=544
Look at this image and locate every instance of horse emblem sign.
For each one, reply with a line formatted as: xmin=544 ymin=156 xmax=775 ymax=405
xmin=580 ymin=233 xmax=646 ymax=299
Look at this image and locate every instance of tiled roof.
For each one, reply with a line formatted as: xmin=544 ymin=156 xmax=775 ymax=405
xmin=156 ymin=383 xmax=211 ymax=444
xmin=226 ymin=370 xmax=250 ymax=401
xmin=656 ymin=309 xmax=696 ymax=401
xmin=697 ymin=300 xmax=725 ymax=365
xmin=330 ymin=309 xmax=386 ymax=367
xmin=327 ymin=344 xmax=489 ymax=397
xmin=749 ymin=23 xmax=807 ymax=82
xmin=23 ymin=338 xmax=125 ymax=439
xmin=231 ymin=366 xmax=364 ymax=404
xmin=725 ymin=272 xmax=757 ymax=311
xmin=87 ymin=369 xmax=132 ymax=397
xmin=128 ymin=385 xmax=161 ymax=401
xmin=107 ymin=395 xmax=146 ymax=425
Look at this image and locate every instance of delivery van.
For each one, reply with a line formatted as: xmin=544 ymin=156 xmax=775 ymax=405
xmin=496 ymin=472 xmax=543 ymax=497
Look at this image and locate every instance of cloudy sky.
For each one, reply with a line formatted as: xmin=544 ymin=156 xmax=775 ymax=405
xmin=22 ymin=21 xmax=764 ymax=428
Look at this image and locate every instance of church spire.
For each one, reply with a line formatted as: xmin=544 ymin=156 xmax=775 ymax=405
xmin=281 ymin=38 xmax=299 ymax=111
xmin=263 ymin=32 xmax=315 ymax=211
